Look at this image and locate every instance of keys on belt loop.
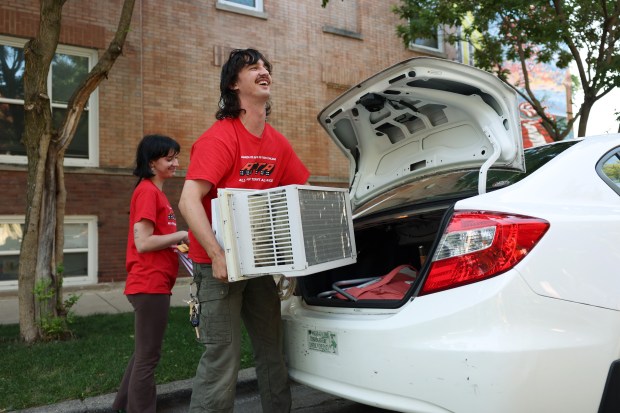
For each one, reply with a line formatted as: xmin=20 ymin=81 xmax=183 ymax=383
xmin=185 ymin=281 xmax=200 ymax=338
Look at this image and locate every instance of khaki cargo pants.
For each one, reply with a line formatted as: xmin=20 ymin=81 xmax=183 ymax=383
xmin=188 ymin=263 xmax=291 ymax=413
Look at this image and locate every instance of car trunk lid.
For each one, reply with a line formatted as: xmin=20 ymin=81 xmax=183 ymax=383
xmin=317 ymin=57 xmax=525 ymax=214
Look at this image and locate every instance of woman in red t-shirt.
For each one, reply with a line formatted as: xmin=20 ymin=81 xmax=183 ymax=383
xmin=113 ymin=134 xmax=189 ymax=413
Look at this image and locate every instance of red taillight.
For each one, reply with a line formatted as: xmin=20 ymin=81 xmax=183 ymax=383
xmin=419 ymin=211 xmax=549 ymax=296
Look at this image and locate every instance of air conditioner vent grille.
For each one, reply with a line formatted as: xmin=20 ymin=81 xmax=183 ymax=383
xmin=299 ymin=189 xmax=354 ymax=266
xmin=248 ymin=190 xmax=295 ymax=267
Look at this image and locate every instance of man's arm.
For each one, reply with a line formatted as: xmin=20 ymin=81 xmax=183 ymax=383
xmin=178 ymin=179 xmax=228 ymax=281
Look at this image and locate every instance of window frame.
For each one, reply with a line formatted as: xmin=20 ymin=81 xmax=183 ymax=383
xmin=409 ymin=28 xmax=445 ymax=54
xmin=0 ymin=35 xmax=100 ymax=168
xmin=217 ymin=0 xmax=264 ymax=13
xmin=404 ymin=20 xmax=445 ymax=55
xmin=0 ymin=215 xmax=99 ymax=290
xmin=597 ymin=147 xmax=620 ymax=196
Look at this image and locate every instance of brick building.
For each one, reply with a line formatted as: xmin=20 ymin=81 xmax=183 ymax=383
xmin=0 ymin=0 xmax=457 ymax=290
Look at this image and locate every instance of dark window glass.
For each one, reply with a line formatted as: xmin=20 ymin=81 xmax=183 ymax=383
xmin=63 ymin=252 xmax=88 ymax=277
xmin=52 ymin=108 xmax=89 ymax=158
xmin=414 ymin=37 xmax=439 ymax=49
xmin=52 ymin=53 xmax=89 ymax=104
xmin=0 ymin=103 xmax=26 ymax=156
xmin=0 ymin=45 xmax=25 ymax=100
xmin=0 ymin=255 xmax=19 ymax=281
xmin=227 ymin=0 xmax=256 ymax=6
xmin=0 ymin=223 xmax=23 ymax=282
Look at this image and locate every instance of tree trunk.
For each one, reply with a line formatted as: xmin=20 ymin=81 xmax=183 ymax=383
xmin=18 ymin=0 xmax=137 ymax=343
xmin=36 ymin=145 xmax=59 ymax=319
xmin=19 ymin=0 xmax=63 ymax=343
xmin=578 ymin=98 xmax=593 ymax=137
xmin=55 ymin=151 xmax=66 ymax=314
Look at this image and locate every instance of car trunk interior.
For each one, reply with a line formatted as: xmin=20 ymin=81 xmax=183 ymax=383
xmin=297 ymin=205 xmax=450 ymax=308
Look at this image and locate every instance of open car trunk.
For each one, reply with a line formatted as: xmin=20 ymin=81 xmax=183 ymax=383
xmin=294 ymin=57 xmax=527 ymax=308
xmin=294 ymin=140 xmax=584 ymax=308
xmin=297 ymin=201 xmax=451 ymax=308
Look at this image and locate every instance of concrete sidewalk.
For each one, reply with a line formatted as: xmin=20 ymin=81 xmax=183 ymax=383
xmin=0 ymin=276 xmax=195 ymax=325
xmin=0 ymin=277 xmax=259 ymax=412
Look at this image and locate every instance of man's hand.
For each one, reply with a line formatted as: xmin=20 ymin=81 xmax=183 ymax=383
xmin=180 ymin=179 xmax=229 ymax=280
xmin=211 ymin=251 xmax=228 ymax=282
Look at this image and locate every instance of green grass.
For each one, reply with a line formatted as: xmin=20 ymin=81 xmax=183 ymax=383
xmin=0 ymin=307 xmax=254 ymax=411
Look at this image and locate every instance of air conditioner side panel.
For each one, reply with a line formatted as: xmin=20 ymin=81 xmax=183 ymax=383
xmin=212 ymin=192 xmax=244 ymax=282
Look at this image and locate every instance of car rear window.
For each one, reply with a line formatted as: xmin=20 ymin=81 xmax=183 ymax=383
xmin=354 ymin=140 xmax=580 ymax=218
xmin=486 ymin=140 xmax=580 ymax=189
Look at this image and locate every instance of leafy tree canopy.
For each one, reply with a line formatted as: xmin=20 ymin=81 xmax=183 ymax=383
xmin=392 ymin=0 xmax=620 ymax=138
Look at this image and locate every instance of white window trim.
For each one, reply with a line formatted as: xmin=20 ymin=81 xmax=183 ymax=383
xmin=217 ymin=0 xmax=263 ymax=13
xmin=0 ymin=215 xmax=98 ymax=291
xmin=0 ymin=35 xmax=100 ymax=168
xmin=406 ymin=23 xmax=445 ymax=54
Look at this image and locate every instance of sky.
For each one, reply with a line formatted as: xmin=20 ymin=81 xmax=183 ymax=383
xmin=570 ymin=60 xmax=619 ymax=137
xmin=576 ymin=88 xmax=620 ymax=136
xmin=574 ymin=88 xmax=620 ymax=136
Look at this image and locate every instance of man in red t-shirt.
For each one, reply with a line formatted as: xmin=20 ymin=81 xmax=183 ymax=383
xmin=179 ymin=49 xmax=309 ymax=413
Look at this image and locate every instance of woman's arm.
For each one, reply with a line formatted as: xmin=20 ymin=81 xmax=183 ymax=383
xmin=133 ymin=219 xmax=188 ymax=253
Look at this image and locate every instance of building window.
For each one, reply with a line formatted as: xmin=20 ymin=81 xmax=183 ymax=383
xmin=0 ymin=35 xmax=99 ymax=167
xmin=410 ymin=28 xmax=444 ymax=53
xmin=403 ymin=16 xmax=445 ymax=55
xmin=0 ymin=216 xmax=98 ymax=290
xmin=322 ymin=0 xmax=362 ymax=40
xmin=217 ymin=0 xmax=263 ymax=13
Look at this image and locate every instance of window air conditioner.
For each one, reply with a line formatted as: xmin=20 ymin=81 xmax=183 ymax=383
xmin=212 ymin=185 xmax=357 ymax=282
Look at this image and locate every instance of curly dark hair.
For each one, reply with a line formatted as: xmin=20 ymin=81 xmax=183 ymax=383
xmin=216 ymin=48 xmax=273 ymax=120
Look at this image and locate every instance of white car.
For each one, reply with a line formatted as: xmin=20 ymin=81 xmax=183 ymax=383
xmin=281 ymin=57 xmax=620 ymax=413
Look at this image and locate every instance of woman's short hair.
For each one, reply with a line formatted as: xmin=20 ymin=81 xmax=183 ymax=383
xmin=133 ymin=134 xmax=180 ymax=186
xmin=216 ymin=48 xmax=272 ymax=120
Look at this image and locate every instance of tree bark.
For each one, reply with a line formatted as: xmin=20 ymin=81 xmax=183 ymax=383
xmin=18 ymin=0 xmax=136 ymax=343
xmin=578 ymin=99 xmax=593 ymax=137
xmin=19 ymin=0 xmax=63 ymax=343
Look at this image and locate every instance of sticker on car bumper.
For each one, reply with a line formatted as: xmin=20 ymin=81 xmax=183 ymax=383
xmin=307 ymin=329 xmax=338 ymax=354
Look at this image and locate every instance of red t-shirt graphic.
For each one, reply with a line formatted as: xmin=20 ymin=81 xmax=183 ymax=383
xmin=186 ymin=118 xmax=310 ymax=263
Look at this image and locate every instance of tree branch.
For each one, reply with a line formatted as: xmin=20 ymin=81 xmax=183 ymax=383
xmin=58 ymin=0 xmax=136 ymax=150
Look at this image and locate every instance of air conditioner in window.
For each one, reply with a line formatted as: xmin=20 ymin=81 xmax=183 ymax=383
xmin=212 ymin=185 xmax=357 ymax=282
